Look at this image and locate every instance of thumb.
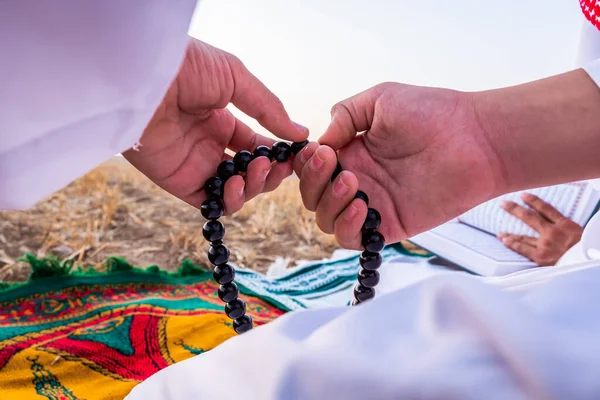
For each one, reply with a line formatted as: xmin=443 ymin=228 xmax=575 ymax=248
xmin=319 ymin=84 xmax=387 ymax=150
xmin=227 ymin=54 xmax=309 ymax=142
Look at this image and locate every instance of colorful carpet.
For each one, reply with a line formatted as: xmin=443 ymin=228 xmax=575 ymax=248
xmin=0 ymin=244 xmax=429 ymax=400
xmin=0 ymin=256 xmax=288 ymax=400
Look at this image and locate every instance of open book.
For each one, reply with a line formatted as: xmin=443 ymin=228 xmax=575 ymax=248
xmin=409 ymin=181 xmax=600 ymax=276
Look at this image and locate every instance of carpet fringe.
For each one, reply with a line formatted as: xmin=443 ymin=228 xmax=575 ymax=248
xmin=0 ymin=254 xmax=210 ymax=293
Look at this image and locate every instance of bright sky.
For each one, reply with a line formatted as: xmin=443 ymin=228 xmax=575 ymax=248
xmin=189 ymin=0 xmax=584 ymax=140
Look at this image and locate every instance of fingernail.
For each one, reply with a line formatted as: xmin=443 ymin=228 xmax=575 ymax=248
xmin=333 ymin=175 xmax=350 ymax=196
xmin=502 ymin=237 xmax=512 ymax=245
xmin=344 ymin=203 xmax=359 ymax=220
xmin=311 ymin=147 xmax=326 ymax=170
xmin=239 ymin=182 xmax=245 ymax=197
xmin=299 ymin=146 xmax=310 ymax=163
xmin=262 ymin=168 xmax=270 ymax=181
xmin=501 ymin=201 xmax=510 ymax=209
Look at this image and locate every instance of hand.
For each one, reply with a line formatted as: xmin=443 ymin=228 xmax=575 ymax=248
xmin=124 ymin=38 xmax=308 ymax=214
xmin=497 ymin=193 xmax=583 ymax=265
xmin=294 ymin=82 xmax=506 ymax=249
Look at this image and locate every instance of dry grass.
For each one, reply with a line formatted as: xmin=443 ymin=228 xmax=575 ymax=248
xmin=0 ymin=158 xmax=341 ymax=282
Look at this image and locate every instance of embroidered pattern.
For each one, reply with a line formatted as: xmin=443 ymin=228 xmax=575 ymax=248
xmin=581 ymin=0 xmax=600 ymax=30
xmin=0 ymin=265 xmax=286 ymax=399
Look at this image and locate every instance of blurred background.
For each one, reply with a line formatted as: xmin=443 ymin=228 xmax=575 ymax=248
xmin=0 ymin=0 xmax=585 ymax=280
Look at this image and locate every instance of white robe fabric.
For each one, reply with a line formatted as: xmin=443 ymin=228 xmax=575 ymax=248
xmin=125 ymin=19 xmax=600 ymax=400
xmin=0 ymin=1 xmax=196 ymax=210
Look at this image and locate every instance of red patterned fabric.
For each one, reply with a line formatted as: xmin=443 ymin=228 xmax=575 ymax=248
xmin=581 ymin=0 xmax=600 ymax=30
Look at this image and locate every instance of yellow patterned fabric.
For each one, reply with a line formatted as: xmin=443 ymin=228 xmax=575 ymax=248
xmin=0 ymin=257 xmax=287 ymax=399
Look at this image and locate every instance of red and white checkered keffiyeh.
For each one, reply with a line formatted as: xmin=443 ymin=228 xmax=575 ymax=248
xmin=581 ymin=0 xmax=600 ymax=30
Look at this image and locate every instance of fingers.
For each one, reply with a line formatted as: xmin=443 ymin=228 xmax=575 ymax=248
xmin=499 ymin=234 xmax=538 ymax=261
xmin=232 ymin=152 xmax=293 ymax=202
xmin=299 ymin=146 xmax=338 ymax=211
xmin=263 ymin=161 xmax=293 ymax=193
xmin=334 ymin=198 xmax=369 ymax=249
xmin=319 ymin=84 xmax=387 ymax=150
xmin=222 ymin=175 xmax=246 ymax=215
xmin=228 ymin=55 xmax=309 ymax=142
xmin=520 ymin=193 xmax=565 ymax=223
xmin=501 ymin=200 xmax=549 ymax=232
xmin=497 ymin=233 xmax=537 ymax=247
xmin=228 ymin=117 xmax=275 ymax=154
xmin=242 ymin=157 xmax=272 ymax=201
xmin=293 ymin=142 xmax=319 ymax=177
xmin=229 ymin=116 xmax=293 ymax=199
xmin=315 ymin=171 xmax=359 ymax=234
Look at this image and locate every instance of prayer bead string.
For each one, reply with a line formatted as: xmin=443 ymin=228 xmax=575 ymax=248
xmin=200 ymin=140 xmax=386 ymax=334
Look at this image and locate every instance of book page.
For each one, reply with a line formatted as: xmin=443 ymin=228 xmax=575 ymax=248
xmin=458 ymin=183 xmax=587 ymax=238
xmin=431 ymin=222 xmax=531 ymax=263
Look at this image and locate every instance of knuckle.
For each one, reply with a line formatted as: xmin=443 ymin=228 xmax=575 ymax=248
xmin=375 ymin=81 xmax=397 ymax=91
xmin=330 ymin=102 xmax=351 ymax=118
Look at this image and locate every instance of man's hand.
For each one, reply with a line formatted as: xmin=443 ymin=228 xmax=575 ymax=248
xmin=498 ymin=193 xmax=583 ymax=265
xmin=295 ymin=70 xmax=600 ymax=250
xmin=124 ymin=38 xmax=308 ymax=214
xmin=293 ymin=82 xmax=506 ymax=249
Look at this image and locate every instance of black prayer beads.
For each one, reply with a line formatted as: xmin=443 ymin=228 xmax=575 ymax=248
xmin=200 ymin=139 xmax=386 ymax=334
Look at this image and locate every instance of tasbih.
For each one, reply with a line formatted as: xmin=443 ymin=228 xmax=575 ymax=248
xmin=200 ymin=140 xmax=386 ymax=334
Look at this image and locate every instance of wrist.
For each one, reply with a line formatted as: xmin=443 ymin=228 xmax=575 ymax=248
xmin=467 ymin=90 xmax=513 ymax=199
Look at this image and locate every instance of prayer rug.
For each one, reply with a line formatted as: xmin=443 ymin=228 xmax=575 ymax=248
xmin=0 ymin=256 xmax=288 ymax=400
xmin=235 ymin=243 xmax=431 ymax=310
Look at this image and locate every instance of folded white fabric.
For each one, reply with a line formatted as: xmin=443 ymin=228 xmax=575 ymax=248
xmin=126 ymin=260 xmax=600 ymax=400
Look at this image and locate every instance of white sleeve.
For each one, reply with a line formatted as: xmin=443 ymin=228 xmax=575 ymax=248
xmin=578 ymin=20 xmax=600 ymax=87
xmin=584 ymin=59 xmax=600 ymax=87
xmin=0 ymin=1 xmax=197 ymax=210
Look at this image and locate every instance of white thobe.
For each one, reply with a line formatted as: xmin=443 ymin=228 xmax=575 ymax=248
xmin=0 ymin=1 xmax=196 ymax=210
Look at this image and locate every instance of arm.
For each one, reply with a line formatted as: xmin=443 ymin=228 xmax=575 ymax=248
xmin=294 ymin=65 xmax=600 ymax=249
xmin=475 ymin=67 xmax=600 ymax=196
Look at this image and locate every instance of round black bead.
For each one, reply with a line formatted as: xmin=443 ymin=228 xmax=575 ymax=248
xmin=204 ymin=177 xmax=224 ymax=199
xmin=290 ymin=140 xmax=309 ymax=155
xmin=272 ymin=141 xmax=292 ymax=162
xmin=202 ymin=220 xmax=225 ymax=242
xmin=218 ymin=282 xmax=239 ymax=303
xmin=354 ymin=190 xmax=369 ymax=205
xmin=208 ymin=244 xmax=230 ymax=266
xmin=213 ymin=264 xmax=235 ymax=284
xmin=354 ymin=283 xmax=375 ymax=302
xmin=362 ymin=208 xmax=381 ymax=231
xmin=233 ymin=150 xmax=253 ymax=173
xmin=200 ymin=198 xmax=224 ymax=220
xmin=357 ymin=269 xmax=380 ymax=288
xmin=225 ymin=298 xmax=246 ymax=319
xmin=252 ymin=145 xmax=272 ymax=161
xmin=362 ymin=230 xmax=386 ymax=253
xmin=233 ymin=315 xmax=253 ymax=334
xmin=217 ymin=160 xmax=238 ymax=181
xmin=359 ymin=251 xmax=382 ymax=270
xmin=331 ymin=162 xmax=343 ymax=182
